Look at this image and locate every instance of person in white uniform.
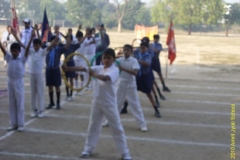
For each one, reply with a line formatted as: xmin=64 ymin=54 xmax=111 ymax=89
xmin=0 ymin=30 xmax=34 ymax=132
xmin=1 ymin=25 xmax=16 ymax=67
xmin=62 ymin=48 xmax=132 ymax=160
xmin=21 ymin=18 xmax=34 ymax=47
xmin=104 ymin=44 xmax=147 ymax=131
xmin=74 ymin=31 xmax=87 ymax=95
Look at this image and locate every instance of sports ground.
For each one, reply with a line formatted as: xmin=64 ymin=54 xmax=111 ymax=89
xmin=0 ymin=30 xmax=239 ymax=160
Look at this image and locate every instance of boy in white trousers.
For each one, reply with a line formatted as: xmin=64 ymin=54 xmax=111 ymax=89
xmin=62 ymin=48 xmax=132 ymax=160
xmin=103 ymin=44 xmax=147 ymax=132
xmin=0 ymin=30 xmax=34 ymax=132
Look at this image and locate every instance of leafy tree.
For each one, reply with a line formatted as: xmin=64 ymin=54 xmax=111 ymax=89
xmin=112 ymin=0 xmax=141 ymax=32
xmin=0 ymin=0 xmax=11 ymax=20
xmin=224 ymin=3 xmax=240 ymax=36
xmin=65 ymin=0 xmax=100 ymax=27
xmin=151 ymin=0 xmax=225 ymax=35
xmin=15 ymin=0 xmax=65 ymax=26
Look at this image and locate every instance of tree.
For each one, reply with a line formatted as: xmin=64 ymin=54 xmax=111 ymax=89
xmin=0 ymin=0 xmax=11 ymax=20
xmin=151 ymin=0 xmax=225 ymax=35
xmin=65 ymin=0 xmax=100 ymax=27
xmin=15 ymin=0 xmax=65 ymax=26
xmin=112 ymin=0 xmax=140 ymax=32
xmin=223 ymin=3 xmax=240 ymax=36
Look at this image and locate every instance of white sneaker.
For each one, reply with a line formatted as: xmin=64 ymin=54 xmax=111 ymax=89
xmin=38 ymin=111 xmax=44 ymax=118
xmin=7 ymin=125 xmax=17 ymax=131
xmin=17 ymin=126 xmax=24 ymax=132
xmin=80 ymin=151 xmax=92 ymax=158
xmin=102 ymin=120 xmax=109 ymax=127
xmin=30 ymin=112 xmax=38 ymax=118
xmin=77 ymin=90 xmax=84 ymax=96
xmin=140 ymin=126 xmax=148 ymax=132
xmin=122 ymin=153 xmax=132 ymax=160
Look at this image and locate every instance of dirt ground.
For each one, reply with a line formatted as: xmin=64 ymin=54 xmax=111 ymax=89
xmin=0 ymin=27 xmax=239 ymax=160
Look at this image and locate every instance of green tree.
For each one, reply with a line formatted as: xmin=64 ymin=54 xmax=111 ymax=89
xmin=224 ymin=3 xmax=240 ymax=36
xmin=65 ymin=0 xmax=100 ymax=27
xmin=15 ymin=0 xmax=65 ymax=26
xmin=151 ymin=0 xmax=225 ymax=35
xmin=112 ymin=0 xmax=141 ymax=32
xmin=0 ymin=0 xmax=11 ymax=20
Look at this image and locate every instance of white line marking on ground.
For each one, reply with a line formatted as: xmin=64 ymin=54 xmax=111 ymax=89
xmin=0 ymin=98 xmax=69 ymax=142
xmin=7 ymin=127 xmax=240 ymax=148
xmin=0 ymin=151 xmax=101 ymax=160
xmin=0 ymin=111 xmax=239 ymax=129
xmin=166 ymin=84 xmax=240 ymax=91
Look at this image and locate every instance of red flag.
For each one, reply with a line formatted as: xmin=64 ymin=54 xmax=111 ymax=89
xmin=11 ymin=0 xmax=20 ymax=35
xmin=166 ymin=20 xmax=176 ymax=65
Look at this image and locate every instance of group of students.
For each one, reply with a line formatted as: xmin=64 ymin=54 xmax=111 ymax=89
xmin=0 ymin=18 xmax=169 ymax=159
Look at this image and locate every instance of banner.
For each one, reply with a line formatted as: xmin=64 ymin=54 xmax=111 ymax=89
xmin=166 ymin=20 xmax=176 ymax=65
xmin=41 ymin=7 xmax=50 ymax=42
xmin=11 ymin=0 xmax=20 ymax=35
xmin=134 ymin=24 xmax=158 ymax=41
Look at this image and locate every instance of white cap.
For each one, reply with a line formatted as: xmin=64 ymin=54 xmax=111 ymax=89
xmin=23 ymin=18 xmax=30 ymax=23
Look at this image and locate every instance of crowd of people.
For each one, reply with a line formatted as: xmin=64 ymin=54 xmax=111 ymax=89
xmin=0 ymin=18 xmax=170 ymax=160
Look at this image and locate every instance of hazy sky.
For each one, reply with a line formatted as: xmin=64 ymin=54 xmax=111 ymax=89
xmin=141 ymin=0 xmax=239 ymax=3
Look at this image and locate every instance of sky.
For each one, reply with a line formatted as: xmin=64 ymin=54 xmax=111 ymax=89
xmin=141 ymin=0 xmax=239 ymax=3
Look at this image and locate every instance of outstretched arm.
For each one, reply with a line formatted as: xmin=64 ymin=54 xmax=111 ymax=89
xmin=119 ymin=65 xmax=138 ymax=76
xmin=62 ymin=64 xmax=86 ymax=72
xmin=89 ymin=70 xmax=110 ymax=81
xmin=0 ymin=41 xmax=7 ymax=56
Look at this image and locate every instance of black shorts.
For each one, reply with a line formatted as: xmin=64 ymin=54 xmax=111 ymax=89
xmin=46 ymin=67 xmax=61 ymax=87
xmin=65 ymin=60 xmax=76 ymax=78
xmin=136 ymin=71 xmax=154 ymax=94
xmin=152 ymin=58 xmax=161 ymax=73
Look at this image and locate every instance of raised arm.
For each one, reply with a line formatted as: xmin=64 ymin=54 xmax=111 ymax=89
xmin=64 ymin=32 xmax=71 ymax=49
xmin=34 ymin=24 xmax=41 ymax=40
xmin=10 ymin=27 xmax=26 ymax=49
xmin=46 ymin=37 xmax=58 ymax=51
xmin=25 ymin=30 xmax=35 ymax=58
xmin=0 ymin=41 xmax=7 ymax=56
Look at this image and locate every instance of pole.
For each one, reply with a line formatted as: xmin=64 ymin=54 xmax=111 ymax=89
xmin=165 ymin=48 xmax=168 ymax=79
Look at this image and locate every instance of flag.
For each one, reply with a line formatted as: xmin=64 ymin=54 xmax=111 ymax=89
xmin=166 ymin=20 xmax=176 ymax=65
xmin=11 ymin=0 xmax=20 ymax=35
xmin=41 ymin=7 xmax=50 ymax=42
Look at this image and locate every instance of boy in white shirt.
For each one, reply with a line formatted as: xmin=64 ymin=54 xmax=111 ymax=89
xmin=0 ymin=30 xmax=34 ymax=132
xmin=117 ymin=44 xmax=147 ymax=131
xmin=62 ymin=48 xmax=132 ymax=160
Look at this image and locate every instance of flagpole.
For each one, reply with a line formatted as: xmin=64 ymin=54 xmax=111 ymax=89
xmin=165 ymin=48 xmax=168 ymax=79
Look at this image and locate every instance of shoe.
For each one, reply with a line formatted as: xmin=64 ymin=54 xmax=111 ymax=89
xmin=155 ymin=100 xmax=160 ymax=108
xmin=102 ymin=120 xmax=109 ymax=127
xmin=17 ymin=126 xmax=24 ymax=132
xmin=154 ymin=107 xmax=161 ymax=118
xmin=140 ymin=126 xmax=148 ymax=132
xmin=38 ymin=111 xmax=44 ymax=118
xmin=56 ymin=103 xmax=61 ymax=110
xmin=121 ymin=153 xmax=132 ymax=160
xmin=120 ymin=108 xmax=128 ymax=114
xmin=30 ymin=112 xmax=38 ymax=118
xmin=160 ymin=95 xmax=166 ymax=100
xmin=80 ymin=151 xmax=92 ymax=158
xmin=7 ymin=125 xmax=17 ymax=131
xmin=67 ymin=96 xmax=73 ymax=101
xmin=163 ymin=86 xmax=171 ymax=92
xmin=121 ymin=101 xmax=128 ymax=114
xmin=46 ymin=103 xmax=55 ymax=109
